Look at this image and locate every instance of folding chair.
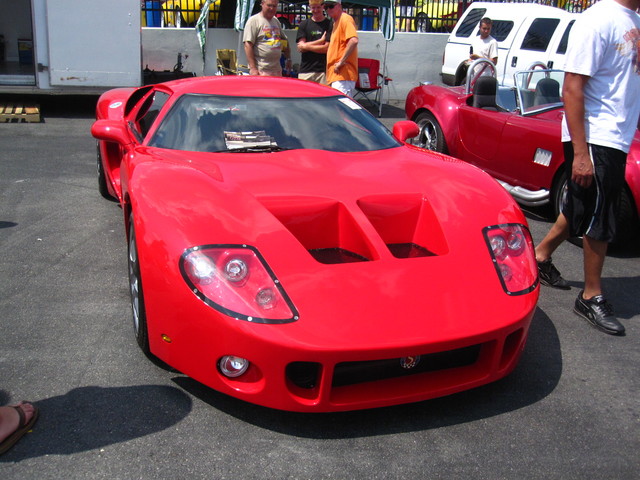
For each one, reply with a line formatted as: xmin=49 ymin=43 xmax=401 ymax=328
xmin=216 ymin=49 xmax=248 ymax=75
xmin=354 ymin=58 xmax=392 ymax=117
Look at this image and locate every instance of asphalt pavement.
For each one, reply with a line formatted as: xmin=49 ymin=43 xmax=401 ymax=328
xmin=0 ymin=96 xmax=638 ymax=479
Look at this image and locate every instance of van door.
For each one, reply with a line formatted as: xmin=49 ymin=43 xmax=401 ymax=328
xmin=45 ymin=0 xmax=141 ymax=87
xmin=503 ymin=17 xmax=563 ymax=84
xmin=546 ymin=18 xmax=576 ymax=70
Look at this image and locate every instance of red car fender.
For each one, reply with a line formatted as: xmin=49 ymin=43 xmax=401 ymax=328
xmin=626 ymin=137 xmax=640 ymax=218
xmin=405 ymin=84 xmax=467 ymax=154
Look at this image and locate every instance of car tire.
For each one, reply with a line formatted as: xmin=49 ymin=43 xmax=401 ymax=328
xmin=128 ymin=213 xmax=150 ymax=354
xmin=552 ymin=169 xmax=639 ymax=249
xmin=96 ymin=142 xmax=115 ymax=200
xmin=551 ymin=168 xmax=568 ymax=220
xmin=416 ymin=13 xmax=432 ymax=33
xmin=411 ymin=111 xmax=448 ymax=154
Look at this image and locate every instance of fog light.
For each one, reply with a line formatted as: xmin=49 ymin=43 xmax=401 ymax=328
xmin=218 ymin=355 xmax=249 ymax=378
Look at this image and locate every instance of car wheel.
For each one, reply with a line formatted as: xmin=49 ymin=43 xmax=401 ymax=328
xmin=410 ymin=111 xmax=448 ymax=154
xmin=552 ymin=169 xmax=568 ymax=219
xmin=97 ymin=142 xmax=111 ymax=200
xmin=128 ymin=213 xmax=150 ymax=354
xmin=612 ymin=187 xmax=640 ymax=248
xmin=416 ymin=13 xmax=432 ymax=33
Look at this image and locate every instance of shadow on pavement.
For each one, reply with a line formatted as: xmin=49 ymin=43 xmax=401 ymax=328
xmin=0 ymin=385 xmax=191 ymax=461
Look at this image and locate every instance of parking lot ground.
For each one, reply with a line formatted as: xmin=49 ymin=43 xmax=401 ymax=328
xmin=0 ymin=96 xmax=638 ymax=479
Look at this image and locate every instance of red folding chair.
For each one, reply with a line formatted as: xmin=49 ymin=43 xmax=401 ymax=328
xmin=354 ymin=58 xmax=392 ymax=117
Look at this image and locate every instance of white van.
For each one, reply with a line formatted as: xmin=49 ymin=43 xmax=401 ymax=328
xmin=441 ymin=2 xmax=578 ymax=86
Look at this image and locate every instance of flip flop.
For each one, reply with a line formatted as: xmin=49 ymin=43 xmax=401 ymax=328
xmin=0 ymin=402 xmax=39 ymax=455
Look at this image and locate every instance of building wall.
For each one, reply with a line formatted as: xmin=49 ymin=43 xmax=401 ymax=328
xmin=142 ymin=28 xmax=449 ymax=101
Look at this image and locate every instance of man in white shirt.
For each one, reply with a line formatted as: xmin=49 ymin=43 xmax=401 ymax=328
xmin=535 ymin=0 xmax=640 ymax=335
xmin=470 ymin=17 xmax=498 ymax=65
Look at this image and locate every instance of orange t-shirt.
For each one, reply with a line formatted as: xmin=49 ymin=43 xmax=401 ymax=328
xmin=326 ymin=13 xmax=358 ymax=84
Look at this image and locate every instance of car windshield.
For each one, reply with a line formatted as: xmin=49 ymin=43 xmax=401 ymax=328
xmin=514 ymin=69 xmax=565 ymax=115
xmin=147 ymin=94 xmax=401 ymax=153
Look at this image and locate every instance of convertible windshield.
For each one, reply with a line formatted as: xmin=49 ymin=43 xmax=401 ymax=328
xmin=148 ymin=94 xmax=401 ymax=153
xmin=514 ymin=69 xmax=564 ymax=115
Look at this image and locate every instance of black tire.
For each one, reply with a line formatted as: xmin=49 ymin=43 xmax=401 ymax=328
xmin=96 ymin=142 xmax=115 ymax=201
xmin=455 ymin=63 xmax=469 ymax=87
xmin=128 ymin=213 xmax=150 ymax=354
xmin=612 ymin=187 xmax=640 ymax=248
xmin=551 ymin=168 xmax=568 ymax=219
xmin=410 ymin=111 xmax=448 ymax=154
xmin=415 ymin=13 xmax=432 ymax=33
xmin=552 ymin=169 xmax=639 ymax=249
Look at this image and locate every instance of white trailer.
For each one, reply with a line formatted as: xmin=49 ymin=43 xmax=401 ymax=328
xmin=0 ymin=0 xmax=141 ymax=94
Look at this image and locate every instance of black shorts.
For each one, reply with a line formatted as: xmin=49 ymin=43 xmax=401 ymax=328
xmin=561 ymin=142 xmax=627 ymax=243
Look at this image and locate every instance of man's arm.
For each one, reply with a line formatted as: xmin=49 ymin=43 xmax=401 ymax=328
xmin=244 ymin=41 xmax=259 ymax=75
xmin=298 ymin=32 xmax=328 ymax=53
xmin=563 ymin=71 xmax=592 ymax=188
xmin=333 ymin=36 xmax=358 ymax=74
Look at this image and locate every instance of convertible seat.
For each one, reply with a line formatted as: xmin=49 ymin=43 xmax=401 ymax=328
xmin=534 ymin=77 xmax=561 ymax=105
xmin=472 ymin=76 xmax=500 ymax=111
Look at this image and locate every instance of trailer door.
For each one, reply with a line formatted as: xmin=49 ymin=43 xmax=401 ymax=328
xmin=46 ymin=0 xmax=141 ymax=87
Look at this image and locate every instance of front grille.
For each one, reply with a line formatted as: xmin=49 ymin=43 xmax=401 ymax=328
xmin=332 ymin=345 xmax=481 ymax=387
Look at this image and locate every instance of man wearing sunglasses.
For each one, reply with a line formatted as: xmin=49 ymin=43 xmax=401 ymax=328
xmin=323 ymin=0 xmax=358 ymax=97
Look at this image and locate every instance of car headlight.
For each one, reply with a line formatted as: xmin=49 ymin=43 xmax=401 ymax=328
xmin=483 ymin=224 xmax=538 ymax=296
xmin=180 ymin=244 xmax=299 ymax=323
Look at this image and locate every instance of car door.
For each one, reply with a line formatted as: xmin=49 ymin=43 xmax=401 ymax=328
xmin=456 ymin=104 xmax=511 ymax=176
xmin=493 ymin=111 xmax=565 ymax=191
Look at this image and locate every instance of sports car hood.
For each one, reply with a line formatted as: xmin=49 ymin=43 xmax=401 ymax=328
xmin=135 ymin=145 xmax=534 ymax=348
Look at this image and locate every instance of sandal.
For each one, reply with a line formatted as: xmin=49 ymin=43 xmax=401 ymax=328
xmin=0 ymin=402 xmax=39 ymax=455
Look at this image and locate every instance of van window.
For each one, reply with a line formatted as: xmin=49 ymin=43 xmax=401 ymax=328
xmin=455 ymin=8 xmax=486 ymax=38
xmin=556 ymin=20 xmax=575 ymax=54
xmin=491 ymin=21 xmax=515 ymax=42
xmin=520 ymin=18 xmax=561 ymax=52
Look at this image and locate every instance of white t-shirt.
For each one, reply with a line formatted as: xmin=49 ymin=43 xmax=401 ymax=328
xmin=561 ymin=0 xmax=640 ymax=153
xmin=471 ymin=34 xmax=498 ymax=62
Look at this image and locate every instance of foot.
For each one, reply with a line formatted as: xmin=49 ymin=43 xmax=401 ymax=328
xmin=574 ymin=291 xmax=625 ymax=335
xmin=537 ymin=258 xmax=570 ymax=290
xmin=0 ymin=402 xmax=39 ymax=455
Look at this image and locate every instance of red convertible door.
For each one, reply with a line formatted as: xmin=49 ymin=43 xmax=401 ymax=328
xmin=457 ymin=105 xmax=511 ymax=175
xmin=494 ymin=112 xmax=564 ymax=191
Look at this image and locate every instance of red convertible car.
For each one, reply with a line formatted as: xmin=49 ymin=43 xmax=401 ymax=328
xmin=406 ymin=60 xmax=640 ymax=245
xmin=91 ymin=76 xmax=538 ymax=412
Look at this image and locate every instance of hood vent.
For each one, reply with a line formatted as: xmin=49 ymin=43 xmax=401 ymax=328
xmin=260 ymin=194 xmax=448 ymax=264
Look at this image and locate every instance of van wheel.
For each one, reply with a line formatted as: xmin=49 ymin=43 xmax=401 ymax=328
xmin=410 ymin=111 xmax=448 ymax=154
xmin=416 ymin=14 xmax=432 ymax=33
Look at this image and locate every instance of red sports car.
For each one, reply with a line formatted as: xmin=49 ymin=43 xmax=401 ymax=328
xmin=405 ymin=61 xmax=640 ymax=245
xmin=91 ymin=75 xmax=538 ymax=412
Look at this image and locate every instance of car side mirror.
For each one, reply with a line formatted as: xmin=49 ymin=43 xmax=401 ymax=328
xmin=392 ymin=121 xmax=420 ymax=143
xmin=91 ymin=120 xmax=132 ymax=145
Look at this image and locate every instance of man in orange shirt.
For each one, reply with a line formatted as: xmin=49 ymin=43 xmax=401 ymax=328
xmin=323 ymin=0 xmax=358 ymax=97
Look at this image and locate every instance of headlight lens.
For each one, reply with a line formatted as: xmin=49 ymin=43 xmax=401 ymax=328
xmin=180 ymin=244 xmax=298 ymax=323
xmin=483 ymin=224 xmax=538 ymax=295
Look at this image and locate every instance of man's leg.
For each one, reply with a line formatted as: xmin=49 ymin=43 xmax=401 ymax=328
xmin=535 ymin=212 xmax=571 ymax=289
xmin=582 ymin=234 xmax=607 ymax=300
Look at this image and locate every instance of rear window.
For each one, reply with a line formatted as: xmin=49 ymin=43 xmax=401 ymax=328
xmin=455 ymin=8 xmax=486 ymax=38
xmin=490 ymin=21 xmax=515 ymax=42
xmin=520 ymin=18 xmax=560 ymax=52
xmin=455 ymin=8 xmax=513 ymax=42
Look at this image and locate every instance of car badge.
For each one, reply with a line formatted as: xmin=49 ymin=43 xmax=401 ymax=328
xmin=400 ymin=355 xmax=421 ymax=369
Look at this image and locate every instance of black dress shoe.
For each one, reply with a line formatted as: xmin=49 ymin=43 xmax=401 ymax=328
xmin=574 ymin=291 xmax=625 ymax=335
xmin=537 ymin=258 xmax=570 ymax=290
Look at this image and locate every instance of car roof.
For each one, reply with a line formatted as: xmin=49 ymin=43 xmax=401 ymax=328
xmin=156 ymin=75 xmax=341 ymax=98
